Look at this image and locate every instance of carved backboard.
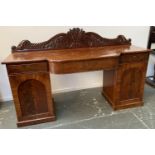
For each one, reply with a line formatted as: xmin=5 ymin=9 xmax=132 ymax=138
xmin=12 ymin=28 xmax=131 ymax=52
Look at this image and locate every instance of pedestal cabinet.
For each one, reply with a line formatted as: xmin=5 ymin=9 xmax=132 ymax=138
xmin=103 ymin=52 xmax=149 ymax=110
xmin=7 ymin=61 xmax=55 ymax=127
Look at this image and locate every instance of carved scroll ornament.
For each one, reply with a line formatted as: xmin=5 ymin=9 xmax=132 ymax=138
xmin=12 ymin=28 xmax=131 ymax=52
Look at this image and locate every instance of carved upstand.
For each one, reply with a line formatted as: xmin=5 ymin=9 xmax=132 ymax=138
xmin=2 ymin=28 xmax=151 ymax=127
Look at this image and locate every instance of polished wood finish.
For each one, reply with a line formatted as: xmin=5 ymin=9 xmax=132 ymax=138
xmin=6 ymin=61 xmax=55 ymax=127
xmin=3 ymin=45 xmax=149 ymax=64
xmin=103 ymin=57 xmax=148 ymax=110
xmin=11 ymin=28 xmax=131 ymax=52
xmin=50 ymin=57 xmax=119 ymax=74
xmin=2 ymin=28 xmax=151 ymax=127
xmin=7 ymin=61 xmax=48 ymax=74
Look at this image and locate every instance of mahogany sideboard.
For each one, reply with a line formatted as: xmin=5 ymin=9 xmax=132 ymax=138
xmin=2 ymin=28 xmax=151 ymax=127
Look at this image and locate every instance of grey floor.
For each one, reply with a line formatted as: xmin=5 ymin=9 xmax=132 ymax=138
xmin=0 ymin=84 xmax=155 ymax=129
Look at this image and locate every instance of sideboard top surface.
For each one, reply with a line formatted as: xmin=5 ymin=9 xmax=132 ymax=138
xmin=2 ymin=45 xmax=151 ymax=64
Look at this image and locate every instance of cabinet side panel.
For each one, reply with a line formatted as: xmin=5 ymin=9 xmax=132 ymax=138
xmin=103 ymin=70 xmax=116 ymax=105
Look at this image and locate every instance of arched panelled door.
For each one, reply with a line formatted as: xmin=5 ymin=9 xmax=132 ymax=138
xmin=18 ymin=79 xmax=48 ymax=117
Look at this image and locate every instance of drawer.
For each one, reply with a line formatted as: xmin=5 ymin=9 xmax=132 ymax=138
xmin=50 ymin=57 xmax=119 ymax=74
xmin=120 ymin=53 xmax=149 ymax=63
xmin=7 ymin=62 xmax=48 ymax=74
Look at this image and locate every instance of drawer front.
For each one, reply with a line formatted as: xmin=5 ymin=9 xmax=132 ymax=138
xmin=7 ymin=62 xmax=48 ymax=74
xmin=50 ymin=57 xmax=119 ymax=74
xmin=120 ymin=53 xmax=149 ymax=63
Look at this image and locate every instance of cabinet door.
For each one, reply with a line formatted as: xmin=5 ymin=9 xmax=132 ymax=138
xmin=9 ymin=72 xmax=55 ymax=121
xmin=116 ymin=62 xmax=147 ymax=105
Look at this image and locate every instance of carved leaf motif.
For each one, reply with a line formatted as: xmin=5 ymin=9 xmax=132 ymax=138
xmin=12 ymin=28 xmax=131 ymax=52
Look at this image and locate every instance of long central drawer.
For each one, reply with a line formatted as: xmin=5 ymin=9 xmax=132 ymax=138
xmin=50 ymin=57 xmax=119 ymax=74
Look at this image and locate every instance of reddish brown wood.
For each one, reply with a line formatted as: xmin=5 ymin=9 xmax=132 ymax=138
xmin=7 ymin=62 xmax=55 ymax=127
xmin=120 ymin=53 xmax=149 ymax=63
xmin=18 ymin=79 xmax=48 ymax=116
xmin=103 ymin=53 xmax=149 ymax=110
xmin=1 ymin=28 xmax=151 ymax=127
xmin=2 ymin=45 xmax=149 ymax=65
xmin=7 ymin=61 xmax=48 ymax=74
xmin=11 ymin=28 xmax=131 ymax=52
xmin=50 ymin=57 xmax=119 ymax=74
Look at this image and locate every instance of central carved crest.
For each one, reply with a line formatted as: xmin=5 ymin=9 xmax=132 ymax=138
xmin=12 ymin=28 xmax=131 ymax=52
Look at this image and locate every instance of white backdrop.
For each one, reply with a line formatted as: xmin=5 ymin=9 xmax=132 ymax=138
xmin=0 ymin=26 xmax=153 ymax=102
